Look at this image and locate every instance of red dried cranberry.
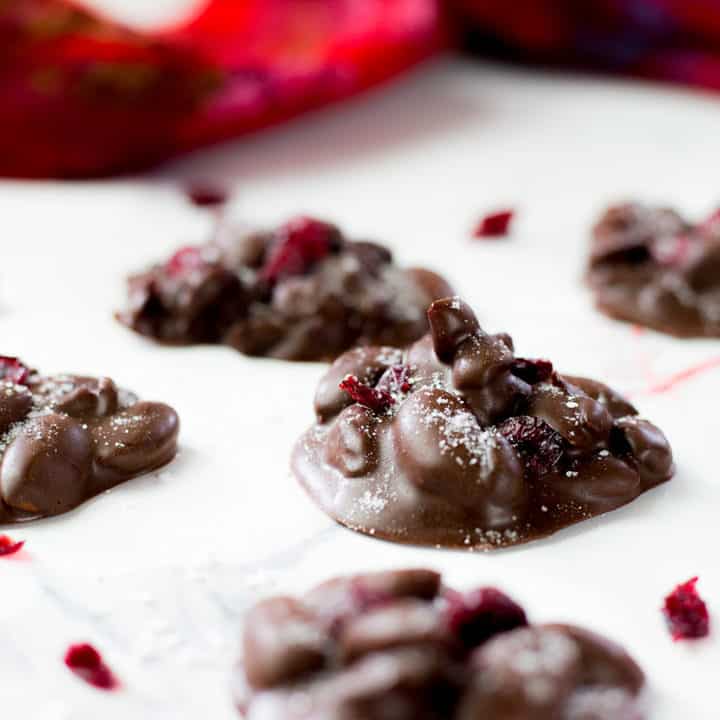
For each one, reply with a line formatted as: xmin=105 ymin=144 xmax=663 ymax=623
xmin=511 ymin=358 xmax=554 ymax=385
xmin=663 ymin=577 xmax=710 ymax=641
xmin=0 ymin=535 xmax=24 ymax=557
xmin=185 ymin=185 xmax=228 ymax=208
xmin=64 ymin=643 xmax=118 ymax=690
xmin=339 ymin=374 xmax=395 ymax=413
xmin=165 ymin=246 xmax=206 ymax=277
xmin=498 ymin=415 xmax=564 ymax=478
xmin=0 ymin=357 xmax=30 ymax=385
xmin=473 ymin=209 xmax=514 ymax=238
xmin=260 ymin=217 xmax=339 ymax=283
xmin=376 ymin=365 xmax=413 ymax=394
xmin=446 ymin=587 xmax=527 ymax=649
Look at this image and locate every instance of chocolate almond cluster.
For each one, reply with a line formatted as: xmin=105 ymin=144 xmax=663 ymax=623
xmin=587 ymin=203 xmax=720 ymax=337
xmin=0 ymin=357 xmax=179 ymax=524
xmin=293 ymin=297 xmax=674 ymax=549
xmin=118 ymin=216 xmax=452 ymax=361
xmin=236 ymin=568 xmax=646 ymax=719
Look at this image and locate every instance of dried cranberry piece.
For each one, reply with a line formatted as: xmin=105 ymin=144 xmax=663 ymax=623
xmin=662 ymin=577 xmax=710 ymax=641
xmin=0 ymin=535 xmax=24 ymax=557
xmin=376 ymin=365 xmax=413 ymax=395
xmin=511 ymin=358 xmax=554 ymax=385
xmin=339 ymin=374 xmax=395 ymax=413
xmin=0 ymin=356 xmax=30 ymax=385
xmin=446 ymin=587 xmax=527 ymax=649
xmin=260 ymin=217 xmax=339 ymax=283
xmin=64 ymin=643 xmax=118 ymax=690
xmin=473 ymin=209 xmax=514 ymax=238
xmin=498 ymin=415 xmax=564 ymax=478
xmin=165 ymin=246 xmax=206 ymax=277
xmin=185 ymin=185 xmax=228 ymax=208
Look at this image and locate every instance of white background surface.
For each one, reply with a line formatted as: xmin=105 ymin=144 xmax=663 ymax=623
xmin=1 ymin=2 xmax=719 ymax=716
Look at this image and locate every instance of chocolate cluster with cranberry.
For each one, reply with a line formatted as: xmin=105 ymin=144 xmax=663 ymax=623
xmin=118 ymin=216 xmax=452 ymax=361
xmin=236 ymin=568 xmax=646 ymax=719
xmin=0 ymin=356 xmax=179 ymax=524
xmin=587 ymin=203 xmax=720 ymax=337
xmin=293 ymin=297 xmax=673 ymax=549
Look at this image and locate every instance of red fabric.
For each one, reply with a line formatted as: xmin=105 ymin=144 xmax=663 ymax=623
xmin=454 ymin=0 xmax=720 ymax=91
xmin=0 ymin=0 xmax=443 ymax=177
xmin=2 ymin=0 xmax=720 ymax=178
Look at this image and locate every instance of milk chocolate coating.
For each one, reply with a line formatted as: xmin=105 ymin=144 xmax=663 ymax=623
xmin=118 ymin=217 xmax=453 ymax=361
xmin=587 ymin=203 xmax=720 ymax=337
xmin=0 ymin=362 xmax=179 ymax=524
xmin=293 ymin=297 xmax=674 ymax=549
xmin=235 ymin=568 xmax=645 ymax=719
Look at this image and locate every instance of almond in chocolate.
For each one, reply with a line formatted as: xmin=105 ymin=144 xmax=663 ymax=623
xmin=292 ymin=297 xmax=674 ymax=549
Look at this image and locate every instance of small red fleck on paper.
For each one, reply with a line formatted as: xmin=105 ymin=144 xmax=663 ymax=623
xmin=472 ymin=210 xmax=515 ymax=238
xmin=0 ymin=535 xmax=24 ymax=557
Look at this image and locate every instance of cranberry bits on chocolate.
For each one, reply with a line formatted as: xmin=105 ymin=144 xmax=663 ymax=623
xmin=587 ymin=203 xmax=720 ymax=337
xmin=0 ymin=357 xmax=179 ymax=524
xmin=235 ymin=568 xmax=646 ymax=719
xmin=293 ymin=297 xmax=674 ymax=549
xmin=118 ymin=216 xmax=453 ymax=362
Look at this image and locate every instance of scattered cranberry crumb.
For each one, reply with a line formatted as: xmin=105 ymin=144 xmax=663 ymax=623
xmin=185 ymin=184 xmax=228 ymax=208
xmin=0 ymin=356 xmax=30 ymax=385
xmin=376 ymin=365 xmax=413 ymax=394
xmin=64 ymin=643 xmax=118 ymax=690
xmin=339 ymin=374 xmax=395 ymax=413
xmin=511 ymin=358 xmax=554 ymax=385
xmin=662 ymin=577 xmax=710 ymax=641
xmin=260 ymin=216 xmax=338 ymax=283
xmin=0 ymin=535 xmax=24 ymax=557
xmin=498 ymin=415 xmax=564 ymax=478
xmin=165 ymin=246 xmax=205 ymax=277
xmin=446 ymin=587 xmax=527 ymax=649
xmin=473 ymin=209 xmax=515 ymax=238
